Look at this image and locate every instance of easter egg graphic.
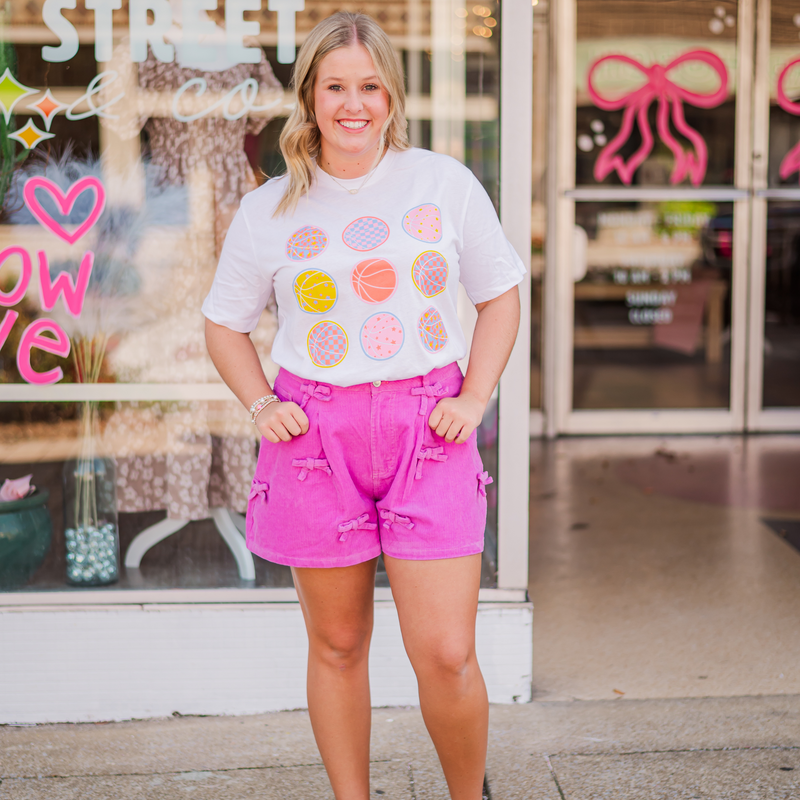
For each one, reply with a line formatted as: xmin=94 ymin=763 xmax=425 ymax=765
xmin=417 ymin=306 xmax=448 ymax=353
xmin=412 ymin=251 xmax=448 ymax=297
xmin=286 ymin=226 xmax=328 ymax=261
xmin=342 ymin=217 xmax=390 ymax=251
xmin=293 ymin=270 xmax=337 ymax=314
xmin=360 ymin=313 xmax=404 ymax=360
xmin=351 ymin=258 xmax=398 ymax=304
xmin=402 ymin=203 xmax=442 ymax=243
xmin=307 ymin=320 xmax=348 ymax=368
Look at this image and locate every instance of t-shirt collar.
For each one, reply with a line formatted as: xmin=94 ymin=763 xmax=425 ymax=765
xmin=315 ymin=147 xmax=398 ymax=192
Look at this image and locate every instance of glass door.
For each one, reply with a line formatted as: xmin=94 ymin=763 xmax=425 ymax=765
xmin=552 ymin=0 xmax=752 ymax=434
xmin=747 ymin=0 xmax=800 ymax=430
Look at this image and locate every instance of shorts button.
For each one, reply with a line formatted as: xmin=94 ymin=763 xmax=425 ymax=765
xmin=372 ymin=380 xmax=381 ymax=387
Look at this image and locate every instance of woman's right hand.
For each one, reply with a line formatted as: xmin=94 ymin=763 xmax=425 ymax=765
xmin=256 ymin=402 xmax=310 ymax=443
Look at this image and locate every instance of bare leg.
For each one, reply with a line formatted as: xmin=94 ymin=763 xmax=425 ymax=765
xmin=292 ymin=558 xmax=378 ymax=800
xmin=384 ymin=553 xmax=487 ymax=800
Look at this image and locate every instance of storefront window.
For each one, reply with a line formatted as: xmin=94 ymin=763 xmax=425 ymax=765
xmin=0 ymin=0 xmax=501 ymax=591
xmin=572 ymin=0 xmax=737 ymax=411
xmin=762 ymin=2 xmax=800 ymax=409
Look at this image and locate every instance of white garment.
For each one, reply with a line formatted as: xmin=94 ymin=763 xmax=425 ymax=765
xmin=202 ymin=147 xmax=526 ymax=387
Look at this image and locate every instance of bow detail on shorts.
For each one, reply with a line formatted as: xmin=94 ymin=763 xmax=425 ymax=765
xmin=414 ymin=446 xmax=448 ymax=480
xmin=337 ymin=513 xmax=378 ymax=542
xmin=411 ymin=382 xmax=446 ymax=416
xmin=292 ymin=457 xmax=332 ymax=481
xmin=477 ymin=471 xmax=493 ymax=497
xmin=249 ymin=480 xmax=269 ymax=501
xmin=380 ymin=510 xmax=415 ymax=531
xmin=299 ymin=382 xmax=332 ymax=410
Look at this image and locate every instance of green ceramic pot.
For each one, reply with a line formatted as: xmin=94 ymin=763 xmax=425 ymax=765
xmin=0 ymin=489 xmax=53 ymax=591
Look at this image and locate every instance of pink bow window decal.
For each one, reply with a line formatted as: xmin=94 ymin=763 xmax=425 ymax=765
xmin=414 ymin=446 xmax=448 ymax=480
xmin=477 ymin=471 xmax=493 ymax=498
xmin=337 ymin=513 xmax=378 ymax=542
xmin=587 ymin=50 xmax=728 ymax=186
xmin=292 ymin=457 xmax=332 ymax=481
xmin=249 ymin=480 xmax=269 ymax=501
xmin=777 ymin=57 xmax=800 ymax=182
xmin=380 ymin=510 xmax=415 ymax=531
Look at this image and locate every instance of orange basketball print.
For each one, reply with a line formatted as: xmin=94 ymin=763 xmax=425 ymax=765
xmin=350 ymin=258 xmax=398 ymax=304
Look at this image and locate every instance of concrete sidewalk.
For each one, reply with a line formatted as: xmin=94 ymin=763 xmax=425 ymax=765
xmin=2 ymin=695 xmax=798 ymax=799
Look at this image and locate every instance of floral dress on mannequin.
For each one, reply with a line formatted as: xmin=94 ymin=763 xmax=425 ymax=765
xmin=101 ymin=32 xmax=283 ymax=527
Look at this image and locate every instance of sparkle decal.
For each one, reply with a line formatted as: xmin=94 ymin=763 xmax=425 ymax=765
xmin=27 ymin=89 xmax=67 ymax=131
xmin=8 ymin=120 xmax=55 ymax=150
xmin=0 ymin=68 xmax=37 ymax=124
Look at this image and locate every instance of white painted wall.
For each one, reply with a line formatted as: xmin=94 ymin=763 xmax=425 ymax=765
xmin=0 ymin=602 xmax=532 ymax=723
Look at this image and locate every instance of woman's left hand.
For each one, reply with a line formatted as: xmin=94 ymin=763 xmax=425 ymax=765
xmin=428 ymin=394 xmax=486 ymax=444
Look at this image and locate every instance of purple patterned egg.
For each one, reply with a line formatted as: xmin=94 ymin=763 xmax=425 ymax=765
xmin=307 ymin=320 xmax=348 ymax=367
xmin=287 ymin=226 xmax=328 ymax=261
xmin=342 ymin=217 xmax=390 ymax=251
xmin=412 ymin=251 xmax=448 ymax=297
xmin=417 ymin=306 xmax=448 ymax=353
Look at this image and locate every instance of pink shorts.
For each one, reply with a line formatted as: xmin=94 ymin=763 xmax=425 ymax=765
xmin=246 ymin=362 xmax=491 ymax=568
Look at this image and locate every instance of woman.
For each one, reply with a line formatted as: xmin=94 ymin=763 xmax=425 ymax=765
xmin=203 ymin=12 xmax=523 ymax=800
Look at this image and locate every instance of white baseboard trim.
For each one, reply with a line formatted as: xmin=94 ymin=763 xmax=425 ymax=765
xmin=0 ymin=601 xmax=533 ymax=723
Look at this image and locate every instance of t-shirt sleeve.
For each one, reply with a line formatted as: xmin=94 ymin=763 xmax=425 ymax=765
xmin=457 ymin=174 xmax=527 ymax=305
xmin=201 ymin=202 xmax=273 ymax=333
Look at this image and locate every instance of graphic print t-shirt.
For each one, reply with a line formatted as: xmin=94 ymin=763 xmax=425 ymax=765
xmin=202 ymin=147 xmax=526 ymax=387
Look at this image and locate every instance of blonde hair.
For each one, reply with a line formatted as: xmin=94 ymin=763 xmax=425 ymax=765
xmin=274 ymin=12 xmax=409 ymax=217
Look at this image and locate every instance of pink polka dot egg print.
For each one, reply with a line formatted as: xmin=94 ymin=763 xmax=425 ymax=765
xmin=307 ymin=320 xmax=348 ymax=368
xmin=412 ymin=251 xmax=448 ymax=297
xmin=287 ymin=226 xmax=328 ymax=261
xmin=342 ymin=217 xmax=390 ymax=251
xmin=402 ymin=204 xmax=442 ymax=243
xmin=361 ymin=312 xmax=404 ymax=360
xmin=418 ymin=306 xmax=448 ymax=353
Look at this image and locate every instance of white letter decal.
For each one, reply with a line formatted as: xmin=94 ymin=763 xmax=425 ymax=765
xmin=129 ymin=0 xmax=175 ymax=63
xmin=42 ymin=0 xmax=80 ymax=63
xmin=268 ymin=0 xmax=304 ymax=64
xmin=226 ymin=0 xmax=261 ymax=65
xmin=86 ymin=0 xmax=122 ymax=63
xmin=181 ymin=0 xmax=218 ymax=66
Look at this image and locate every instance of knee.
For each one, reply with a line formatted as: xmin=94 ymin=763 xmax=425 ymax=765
xmin=311 ymin=625 xmax=371 ymax=671
xmin=416 ymin=637 xmax=474 ymax=681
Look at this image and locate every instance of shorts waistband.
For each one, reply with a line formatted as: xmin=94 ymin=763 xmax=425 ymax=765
xmin=274 ymin=362 xmax=463 ymax=402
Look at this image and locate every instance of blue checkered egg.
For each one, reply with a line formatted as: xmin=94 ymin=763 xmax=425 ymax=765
xmin=342 ymin=217 xmax=390 ymax=252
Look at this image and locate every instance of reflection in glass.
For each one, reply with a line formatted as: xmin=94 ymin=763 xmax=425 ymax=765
xmin=763 ymin=203 xmax=800 ymax=408
xmin=573 ymin=201 xmax=732 ymax=409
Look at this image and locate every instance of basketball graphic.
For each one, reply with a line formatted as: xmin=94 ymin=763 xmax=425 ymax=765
xmin=286 ymin=226 xmax=329 ymax=261
xmin=307 ymin=321 xmax=348 ymax=368
xmin=293 ymin=270 xmax=337 ymax=314
xmin=412 ymin=251 xmax=448 ymax=297
xmin=361 ymin=313 xmax=404 ymax=360
xmin=417 ymin=307 xmax=448 ymax=353
xmin=342 ymin=217 xmax=390 ymax=251
xmin=402 ymin=204 xmax=442 ymax=243
xmin=351 ymin=258 xmax=398 ymax=304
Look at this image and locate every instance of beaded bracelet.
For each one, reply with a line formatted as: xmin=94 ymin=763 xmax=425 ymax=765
xmin=249 ymin=394 xmax=281 ymax=424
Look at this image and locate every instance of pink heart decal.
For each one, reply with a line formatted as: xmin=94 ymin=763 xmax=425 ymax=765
xmin=23 ymin=176 xmax=106 ymax=245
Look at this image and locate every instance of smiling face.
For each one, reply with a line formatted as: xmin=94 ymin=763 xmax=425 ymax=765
xmin=313 ymin=43 xmax=390 ymax=178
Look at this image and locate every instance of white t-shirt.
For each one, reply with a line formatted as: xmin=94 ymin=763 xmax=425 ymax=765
xmin=202 ymin=147 xmax=526 ymax=387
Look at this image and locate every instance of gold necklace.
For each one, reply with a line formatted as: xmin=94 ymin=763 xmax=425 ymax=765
xmin=325 ymin=164 xmax=378 ymax=195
